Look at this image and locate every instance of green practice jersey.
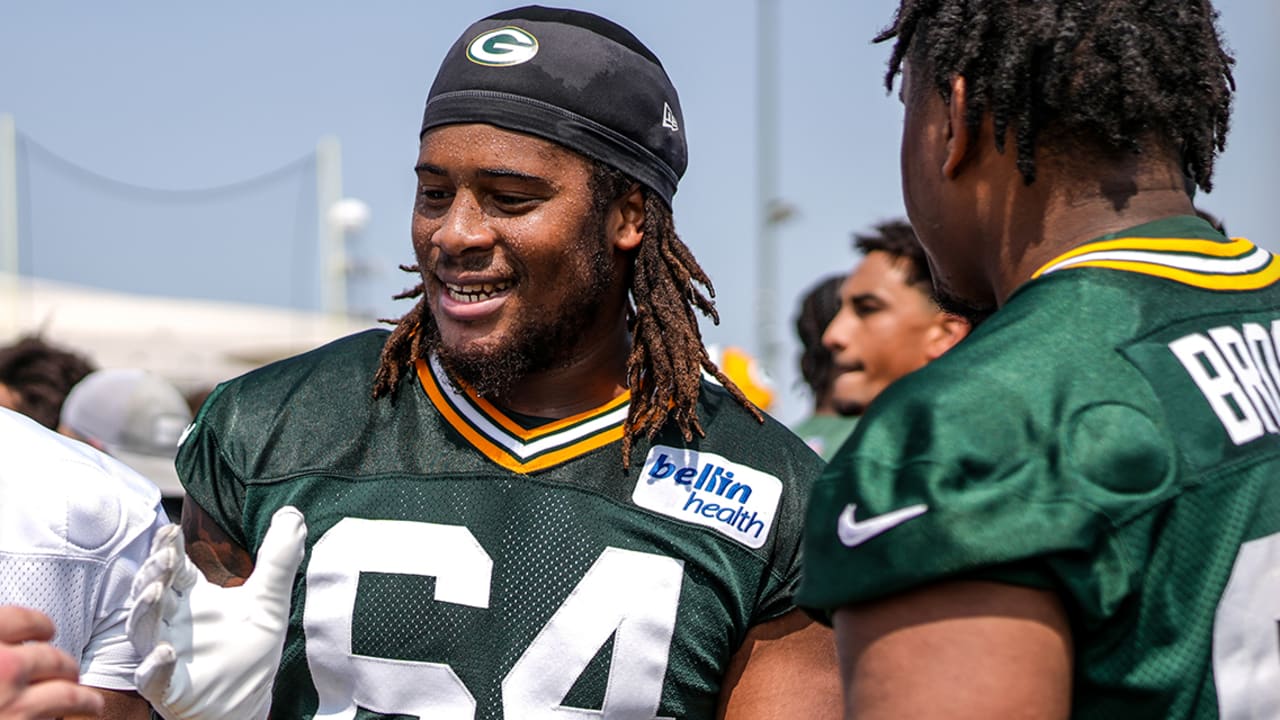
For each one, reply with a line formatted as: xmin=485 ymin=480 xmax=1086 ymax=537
xmin=179 ymin=330 xmax=822 ymax=719
xmin=799 ymin=216 xmax=1280 ymax=718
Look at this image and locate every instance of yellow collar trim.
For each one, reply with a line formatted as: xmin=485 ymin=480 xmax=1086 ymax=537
xmin=1032 ymin=236 xmax=1280 ymax=291
xmin=416 ymin=357 xmax=629 ymax=473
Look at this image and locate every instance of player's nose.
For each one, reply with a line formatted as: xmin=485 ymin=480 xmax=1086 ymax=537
xmin=433 ymin=191 xmax=496 ymax=257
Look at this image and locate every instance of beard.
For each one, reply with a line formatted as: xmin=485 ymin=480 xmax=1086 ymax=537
xmin=420 ymin=227 xmax=618 ymax=400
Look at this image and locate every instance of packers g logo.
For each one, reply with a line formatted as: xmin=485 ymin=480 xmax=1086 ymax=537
xmin=466 ymin=27 xmax=539 ymax=66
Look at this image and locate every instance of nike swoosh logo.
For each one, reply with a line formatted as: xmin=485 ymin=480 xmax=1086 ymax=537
xmin=837 ymin=503 xmax=928 ymax=547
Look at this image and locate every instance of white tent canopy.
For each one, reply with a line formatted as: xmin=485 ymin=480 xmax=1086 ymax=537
xmin=0 ymin=273 xmax=376 ymax=393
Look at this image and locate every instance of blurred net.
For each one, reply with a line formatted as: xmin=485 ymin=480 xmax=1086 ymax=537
xmin=17 ymin=132 xmax=319 ymax=310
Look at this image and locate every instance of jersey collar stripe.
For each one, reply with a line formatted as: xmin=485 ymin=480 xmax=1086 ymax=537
xmin=1043 ymin=247 xmax=1270 ymax=276
xmin=468 ymin=386 xmax=630 ymax=441
xmin=423 ymin=356 xmax=629 ymax=456
xmin=416 ymin=359 xmax=522 ymax=468
xmin=415 ymin=357 xmax=629 ymax=472
xmin=1032 ymin=236 xmax=1280 ymax=290
xmin=1035 ymin=236 xmax=1254 ymax=275
xmin=1037 ymin=257 xmax=1280 ymax=291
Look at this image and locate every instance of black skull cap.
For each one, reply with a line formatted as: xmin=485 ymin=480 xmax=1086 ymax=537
xmin=421 ymin=5 xmax=687 ymax=205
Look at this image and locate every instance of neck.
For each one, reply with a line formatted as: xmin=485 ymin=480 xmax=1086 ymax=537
xmin=812 ymin=395 xmax=838 ymax=416
xmin=986 ymin=155 xmax=1196 ymax=304
xmin=495 ymin=321 xmax=632 ymax=419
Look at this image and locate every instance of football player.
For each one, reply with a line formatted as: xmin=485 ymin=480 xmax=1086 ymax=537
xmin=799 ymin=1 xmax=1278 ymax=718
xmin=821 ymin=219 xmax=972 ymax=418
xmin=127 ymin=6 xmax=838 ymax=720
xmin=0 ymin=408 xmax=168 ymax=720
xmin=789 ymin=274 xmax=860 ymax=460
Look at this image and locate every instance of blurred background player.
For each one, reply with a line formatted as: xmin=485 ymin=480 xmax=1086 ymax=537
xmin=0 ymin=335 xmax=95 ymax=430
xmin=789 ymin=274 xmax=860 ymax=459
xmin=822 ymin=219 xmax=971 ymax=417
xmin=0 ymin=406 xmax=168 ymax=719
xmin=799 ymin=1 xmax=1277 ymax=717
xmin=58 ymin=368 xmax=194 ymax=521
xmin=127 ymin=7 xmax=838 ymax=720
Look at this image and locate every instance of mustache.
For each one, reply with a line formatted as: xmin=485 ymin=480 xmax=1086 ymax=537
xmin=423 ymin=249 xmax=518 ymax=279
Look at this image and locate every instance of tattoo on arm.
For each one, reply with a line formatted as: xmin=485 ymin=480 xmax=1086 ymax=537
xmin=180 ymin=500 xmax=254 ymax=587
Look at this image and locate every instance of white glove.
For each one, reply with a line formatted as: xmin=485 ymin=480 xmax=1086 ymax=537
xmin=126 ymin=506 xmax=307 ymax=720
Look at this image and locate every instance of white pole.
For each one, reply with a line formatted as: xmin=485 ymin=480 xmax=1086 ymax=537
xmin=755 ymin=0 xmax=781 ymax=378
xmin=0 ymin=114 xmax=20 ymax=339
xmin=316 ymin=135 xmax=345 ymax=318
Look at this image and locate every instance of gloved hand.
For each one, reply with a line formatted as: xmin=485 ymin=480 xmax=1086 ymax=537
xmin=126 ymin=506 xmax=307 ymax=720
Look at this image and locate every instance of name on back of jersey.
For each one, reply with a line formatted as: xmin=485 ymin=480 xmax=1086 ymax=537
xmin=632 ymin=445 xmax=782 ymax=549
xmin=1169 ymin=318 xmax=1280 ymax=445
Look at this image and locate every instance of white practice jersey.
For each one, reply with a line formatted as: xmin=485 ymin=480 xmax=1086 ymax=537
xmin=0 ymin=408 xmax=169 ymax=690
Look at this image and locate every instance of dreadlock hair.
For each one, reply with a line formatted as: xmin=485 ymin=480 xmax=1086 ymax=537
xmin=876 ymin=0 xmax=1235 ymax=190
xmin=372 ymin=159 xmax=762 ymax=468
xmin=0 ymin=335 xmax=95 ymax=429
xmin=793 ymin=274 xmax=844 ymax=402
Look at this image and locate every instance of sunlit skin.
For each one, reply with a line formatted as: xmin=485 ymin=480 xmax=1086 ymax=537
xmin=0 ymin=605 xmax=125 ymax=719
xmin=899 ymin=65 xmax=1196 ymax=310
xmin=822 ymin=251 xmax=964 ymax=414
xmin=412 ymin=123 xmax=643 ymax=418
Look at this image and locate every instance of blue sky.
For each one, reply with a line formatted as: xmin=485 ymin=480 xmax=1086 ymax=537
xmin=2 ymin=1 xmax=1276 ymax=422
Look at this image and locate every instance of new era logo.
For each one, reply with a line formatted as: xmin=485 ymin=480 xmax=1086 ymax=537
xmin=662 ymin=102 xmax=679 ymax=132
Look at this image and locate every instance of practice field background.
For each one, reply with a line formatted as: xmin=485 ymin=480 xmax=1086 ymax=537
xmin=1 ymin=1 xmax=1275 ymax=423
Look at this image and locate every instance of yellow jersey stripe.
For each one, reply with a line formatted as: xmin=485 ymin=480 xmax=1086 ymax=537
xmin=1035 ymin=236 xmax=1255 ymax=274
xmin=1040 ymin=256 xmax=1280 ymax=291
xmin=468 ymin=386 xmax=631 ymax=441
xmin=415 ymin=358 xmax=628 ymax=473
xmin=1033 ymin=236 xmax=1280 ymax=290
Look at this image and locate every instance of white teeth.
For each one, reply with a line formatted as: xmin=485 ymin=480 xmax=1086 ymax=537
xmin=444 ymin=281 xmax=511 ymax=303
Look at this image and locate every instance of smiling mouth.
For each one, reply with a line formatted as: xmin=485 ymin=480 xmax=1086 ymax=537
xmin=444 ymin=281 xmax=513 ymax=303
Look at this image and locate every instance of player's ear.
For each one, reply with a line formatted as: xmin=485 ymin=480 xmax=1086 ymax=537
xmin=925 ymin=312 xmax=971 ymax=360
xmin=942 ymin=75 xmax=971 ymax=180
xmin=611 ymin=184 xmax=645 ymax=252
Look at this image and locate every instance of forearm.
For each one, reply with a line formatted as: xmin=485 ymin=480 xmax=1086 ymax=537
xmin=717 ymin=609 xmax=841 ymax=719
xmin=181 ymin=498 xmax=254 ymax=587
xmin=65 ymin=688 xmax=150 ymax=720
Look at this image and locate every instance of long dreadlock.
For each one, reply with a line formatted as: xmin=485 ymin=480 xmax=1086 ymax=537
xmin=371 ymin=160 xmax=762 ymax=468
xmin=876 ymin=0 xmax=1235 ymax=190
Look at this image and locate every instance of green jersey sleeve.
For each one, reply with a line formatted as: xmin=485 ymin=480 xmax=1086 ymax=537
xmin=176 ymin=381 xmax=251 ymax=549
xmin=797 ymin=361 xmax=1171 ymax=625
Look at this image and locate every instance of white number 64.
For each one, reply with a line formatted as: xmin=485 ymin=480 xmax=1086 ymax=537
xmin=302 ymin=518 xmax=684 ymax=719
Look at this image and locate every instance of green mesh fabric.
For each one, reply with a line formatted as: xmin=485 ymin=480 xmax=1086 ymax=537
xmin=802 ymin=216 xmax=1280 ymax=717
xmin=179 ymin=330 xmax=822 ymax=719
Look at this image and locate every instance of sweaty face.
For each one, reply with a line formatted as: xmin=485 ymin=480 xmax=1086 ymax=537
xmin=822 ymin=251 xmax=946 ymax=414
xmin=412 ymin=124 xmax=626 ymax=398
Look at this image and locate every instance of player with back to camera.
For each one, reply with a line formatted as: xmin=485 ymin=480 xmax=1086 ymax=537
xmin=126 ymin=6 xmax=838 ymax=720
xmin=800 ymin=1 xmax=1279 ymax=718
